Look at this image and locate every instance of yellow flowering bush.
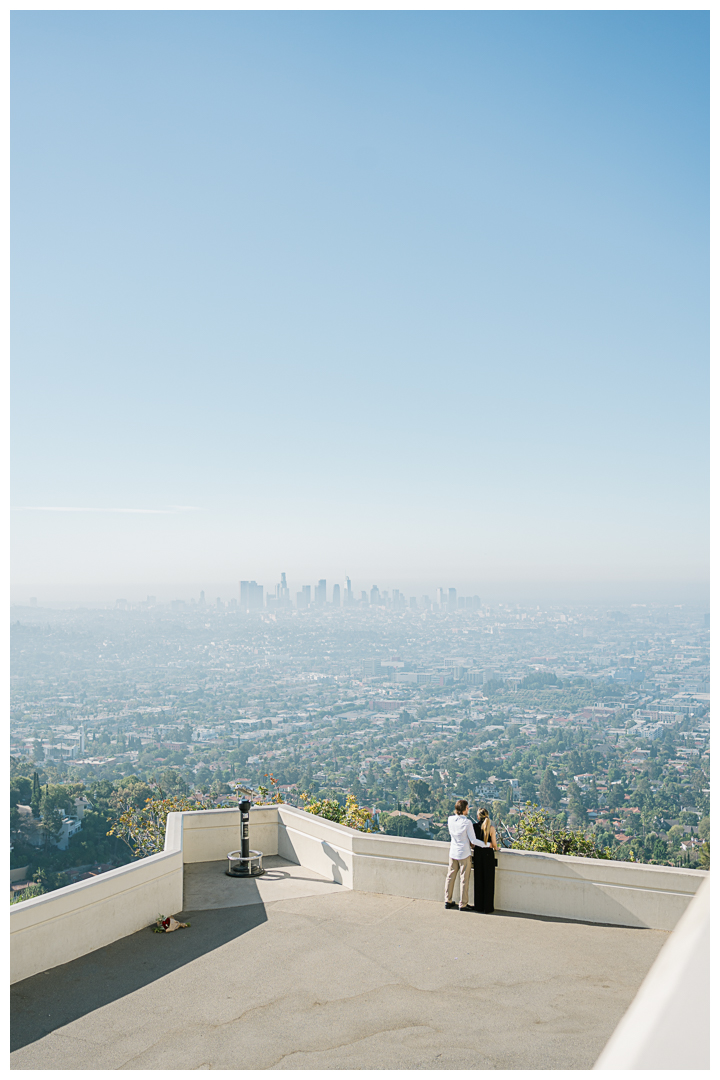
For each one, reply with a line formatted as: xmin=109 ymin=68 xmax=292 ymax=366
xmin=300 ymin=792 xmax=377 ymax=832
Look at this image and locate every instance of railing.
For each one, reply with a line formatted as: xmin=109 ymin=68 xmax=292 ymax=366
xmin=10 ymin=804 xmax=707 ymax=986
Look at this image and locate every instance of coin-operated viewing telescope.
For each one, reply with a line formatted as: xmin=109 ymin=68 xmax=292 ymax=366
xmin=226 ymin=798 xmax=265 ymax=877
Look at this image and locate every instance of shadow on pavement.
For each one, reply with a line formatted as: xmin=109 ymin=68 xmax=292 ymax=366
xmin=11 ymin=898 xmax=268 ymax=1052
xmin=491 ymin=908 xmax=653 ymax=929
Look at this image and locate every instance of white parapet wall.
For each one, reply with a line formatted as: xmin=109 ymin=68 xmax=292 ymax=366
xmin=594 ymin=877 xmax=710 ymax=1069
xmin=277 ymin=804 xmax=706 ymax=931
xmin=10 ymin=813 xmax=184 ymax=985
xmin=10 ymin=803 xmax=708 ymax=985
xmin=180 ymin=805 xmax=279 ymax=864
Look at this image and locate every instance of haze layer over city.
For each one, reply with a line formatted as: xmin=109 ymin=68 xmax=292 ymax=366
xmin=10 ymin=10 xmax=708 ymax=900
xmin=10 ymin=582 xmax=710 ymax=889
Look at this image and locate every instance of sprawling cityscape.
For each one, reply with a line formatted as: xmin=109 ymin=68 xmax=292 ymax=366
xmin=10 ymin=577 xmax=710 ymax=898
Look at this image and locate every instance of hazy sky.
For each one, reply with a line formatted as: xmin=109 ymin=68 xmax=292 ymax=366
xmin=11 ymin=11 xmax=709 ymax=601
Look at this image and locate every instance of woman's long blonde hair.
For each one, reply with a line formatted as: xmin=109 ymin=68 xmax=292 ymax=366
xmin=477 ymin=807 xmax=491 ymax=842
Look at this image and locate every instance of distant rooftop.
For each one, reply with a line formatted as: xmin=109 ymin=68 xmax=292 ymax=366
xmin=12 ymin=856 xmax=667 ymax=1070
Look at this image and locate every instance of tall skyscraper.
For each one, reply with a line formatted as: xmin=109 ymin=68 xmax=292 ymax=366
xmin=239 ymin=581 xmax=264 ymax=611
xmin=344 ymin=576 xmax=353 ymax=605
xmin=448 ymin=588 xmax=457 ymax=611
xmin=370 ymin=585 xmax=380 ymax=605
xmin=332 ymin=584 xmax=341 ymax=606
xmin=315 ymin=579 xmax=326 ymax=607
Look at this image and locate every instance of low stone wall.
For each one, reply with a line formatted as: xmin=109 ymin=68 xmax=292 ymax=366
xmin=10 ymin=804 xmax=707 ymax=985
xmin=277 ymin=804 xmax=706 ymax=931
xmin=180 ymin=805 xmax=279 ymax=864
xmin=10 ymin=812 xmax=184 ymax=985
xmin=278 ymin=804 xmax=356 ymax=885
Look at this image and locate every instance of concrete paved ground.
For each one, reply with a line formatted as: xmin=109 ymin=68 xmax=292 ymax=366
xmin=12 ymin=866 xmax=668 ymax=1070
xmin=183 ymin=855 xmax=349 ymax=910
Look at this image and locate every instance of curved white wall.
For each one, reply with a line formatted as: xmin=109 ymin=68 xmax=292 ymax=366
xmin=11 ymin=804 xmax=707 ymax=986
xmin=277 ymin=805 xmax=705 ymax=931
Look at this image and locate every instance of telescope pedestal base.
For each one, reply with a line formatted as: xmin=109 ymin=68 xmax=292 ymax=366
xmin=226 ymin=849 xmax=265 ymax=878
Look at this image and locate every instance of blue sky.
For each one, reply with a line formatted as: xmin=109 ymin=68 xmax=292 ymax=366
xmin=11 ymin=11 xmax=709 ymax=601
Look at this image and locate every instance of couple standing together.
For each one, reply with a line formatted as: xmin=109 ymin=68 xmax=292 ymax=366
xmin=444 ymin=798 xmax=498 ymax=913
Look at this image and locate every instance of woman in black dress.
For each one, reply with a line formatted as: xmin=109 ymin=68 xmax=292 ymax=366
xmin=472 ymin=807 xmax=498 ymax=914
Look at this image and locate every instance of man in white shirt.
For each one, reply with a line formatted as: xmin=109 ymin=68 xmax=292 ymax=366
xmin=445 ymin=798 xmax=488 ymax=910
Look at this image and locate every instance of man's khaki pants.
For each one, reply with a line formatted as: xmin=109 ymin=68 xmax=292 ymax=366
xmin=445 ymin=855 xmax=472 ymax=907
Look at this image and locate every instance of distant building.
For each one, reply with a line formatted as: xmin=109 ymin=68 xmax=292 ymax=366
xmin=239 ymin=581 xmax=264 ymax=611
xmin=611 ymin=667 xmax=644 ymax=684
xmin=315 ymin=580 xmax=326 ymax=607
xmin=332 ymin=584 xmax=341 ymax=606
xmin=274 ymin=572 xmax=290 ymax=607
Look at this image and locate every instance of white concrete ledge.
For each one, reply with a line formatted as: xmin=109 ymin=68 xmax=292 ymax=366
xmin=10 ymin=846 xmax=183 ymax=984
xmin=278 ymin=805 xmax=705 ymax=930
xmin=594 ymin=877 xmax=710 ymax=1069
xmin=10 ymin=804 xmax=708 ymax=986
xmin=179 ymin=805 xmax=279 ymax=863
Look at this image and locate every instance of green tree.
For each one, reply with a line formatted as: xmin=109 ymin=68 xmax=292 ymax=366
xmin=510 ymin=803 xmax=612 ymax=859
xmin=698 ymin=816 xmax=710 ymax=841
xmin=652 ymin=838 xmax=669 ymax=863
xmin=407 ymin=778 xmax=431 ymax=810
xmin=607 ymin=785 xmax=626 ymax=811
xmin=32 ymin=867 xmax=70 ymax=892
xmin=537 ymin=768 xmax=561 ymax=810
xmin=113 ymin=776 xmax=154 ymax=808
xmin=108 ymin=792 xmax=211 ymax=857
xmin=11 ymin=776 xmax=32 ymax=807
xmin=380 ymin=812 xmax=421 ymax=837
xmin=40 ymin=794 xmax=63 ymax=851
xmin=667 ymin=824 xmax=684 ymax=852
xmin=567 ymin=782 xmax=587 ymax=826
xmin=159 ymin=768 xmax=189 ymax=794
xmin=30 ymin=772 xmax=42 ymax=817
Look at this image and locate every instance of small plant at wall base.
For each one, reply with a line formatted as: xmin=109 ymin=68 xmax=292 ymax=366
xmin=507 ymin=803 xmax=615 ymax=860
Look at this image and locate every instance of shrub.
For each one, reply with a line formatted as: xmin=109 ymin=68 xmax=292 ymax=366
xmin=509 ymin=803 xmax=614 ymax=859
xmin=301 ymin=792 xmax=377 ymax=832
xmin=108 ymin=792 xmax=211 ymax=857
xmin=10 ymin=883 xmax=44 ymax=905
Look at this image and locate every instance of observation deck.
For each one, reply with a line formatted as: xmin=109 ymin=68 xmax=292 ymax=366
xmin=10 ymin=805 xmax=709 ymax=1070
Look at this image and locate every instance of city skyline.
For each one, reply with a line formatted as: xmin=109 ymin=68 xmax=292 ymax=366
xmin=10 ymin=573 xmax=710 ymax=609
